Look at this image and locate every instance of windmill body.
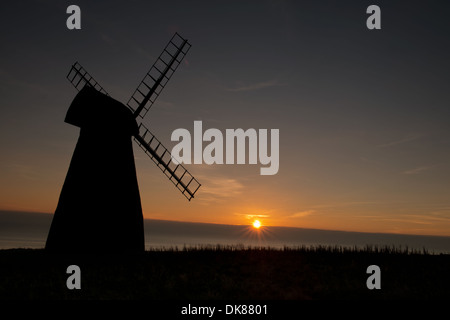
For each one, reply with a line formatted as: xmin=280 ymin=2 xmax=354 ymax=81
xmin=46 ymin=86 xmax=144 ymax=252
xmin=45 ymin=33 xmax=200 ymax=253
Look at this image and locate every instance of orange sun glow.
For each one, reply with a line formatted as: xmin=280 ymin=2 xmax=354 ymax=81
xmin=252 ymin=220 xmax=261 ymax=229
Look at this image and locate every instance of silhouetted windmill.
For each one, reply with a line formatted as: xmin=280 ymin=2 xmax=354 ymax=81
xmin=46 ymin=33 xmax=200 ymax=253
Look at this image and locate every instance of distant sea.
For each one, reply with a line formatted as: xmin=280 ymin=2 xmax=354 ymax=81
xmin=1 ymin=211 xmax=449 ymax=254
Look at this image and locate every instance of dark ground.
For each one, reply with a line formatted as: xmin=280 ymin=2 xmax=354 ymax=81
xmin=0 ymin=246 xmax=449 ymax=301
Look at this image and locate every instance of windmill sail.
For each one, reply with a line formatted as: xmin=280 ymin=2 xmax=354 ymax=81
xmin=65 ymin=32 xmax=200 ymax=201
xmin=66 ymin=62 xmax=109 ymax=96
xmin=134 ymin=123 xmax=200 ymax=201
xmin=127 ymin=32 xmax=191 ymax=119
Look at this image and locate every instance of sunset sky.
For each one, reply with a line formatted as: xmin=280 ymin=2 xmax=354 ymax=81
xmin=1 ymin=1 xmax=450 ymax=236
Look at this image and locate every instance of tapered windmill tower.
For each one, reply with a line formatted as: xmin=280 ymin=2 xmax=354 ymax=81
xmin=46 ymin=33 xmax=200 ymax=253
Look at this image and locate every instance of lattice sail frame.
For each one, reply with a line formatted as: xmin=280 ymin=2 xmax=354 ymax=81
xmin=127 ymin=33 xmax=191 ymax=119
xmin=67 ymin=62 xmax=109 ymax=96
xmin=65 ymin=33 xmax=200 ymax=201
xmin=134 ymin=124 xmax=200 ymax=200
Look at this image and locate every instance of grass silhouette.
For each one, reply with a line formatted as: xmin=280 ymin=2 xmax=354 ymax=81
xmin=0 ymin=245 xmax=449 ymax=300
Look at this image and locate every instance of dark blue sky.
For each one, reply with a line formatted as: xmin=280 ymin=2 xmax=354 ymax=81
xmin=1 ymin=1 xmax=450 ymax=235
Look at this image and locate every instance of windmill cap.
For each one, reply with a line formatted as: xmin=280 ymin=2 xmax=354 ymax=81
xmin=65 ymin=86 xmax=138 ymax=136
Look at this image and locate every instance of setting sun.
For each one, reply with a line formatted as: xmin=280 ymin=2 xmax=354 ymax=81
xmin=252 ymin=220 xmax=261 ymax=229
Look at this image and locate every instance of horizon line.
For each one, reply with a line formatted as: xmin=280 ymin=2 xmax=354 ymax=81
xmin=1 ymin=209 xmax=449 ymax=239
